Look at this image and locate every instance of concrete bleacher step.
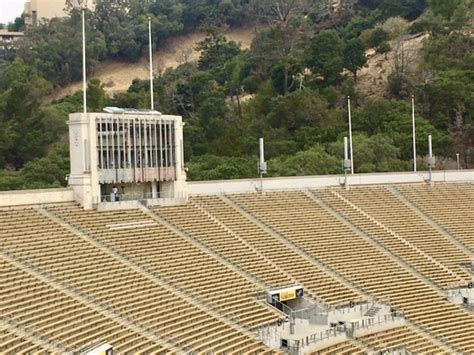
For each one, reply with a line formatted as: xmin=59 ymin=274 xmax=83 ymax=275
xmin=0 ymin=314 xmax=66 ymax=354
xmin=306 ymin=190 xmax=465 ymax=354
xmin=308 ymin=189 xmax=447 ymax=296
xmin=331 ymin=189 xmax=463 ymax=281
xmin=404 ymin=321 xmax=455 ymax=354
xmin=135 ymin=206 xmax=285 ymax=337
xmin=0 ymin=249 xmax=182 ymax=353
xmin=319 ymin=189 xmax=465 ymax=288
xmin=349 ymin=337 xmax=374 ymax=354
xmin=190 ymin=200 xmax=298 ymax=286
xmin=389 ymin=185 xmax=474 ymax=256
xmin=141 ymin=204 xmax=272 ymax=291
xmin=221 ymin=194 xmax=368 ymax=305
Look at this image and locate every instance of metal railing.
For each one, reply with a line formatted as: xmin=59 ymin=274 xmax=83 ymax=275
xmin=98 ymin=190 xmax=187 ymax=203
xmin=286 ymin=313 xmax=405 ymax=352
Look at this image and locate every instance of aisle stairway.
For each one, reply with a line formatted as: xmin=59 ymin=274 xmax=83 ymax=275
xmin=229 ymin=189 xmax=474 ymax=353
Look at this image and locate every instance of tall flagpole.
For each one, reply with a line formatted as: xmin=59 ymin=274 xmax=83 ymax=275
xmin=82 ymin=4 xmax=87 ymax=113
xmin=412 ymin=95 xmax=417 ymax=172
xmin=148 ymin=17 xmax=154 ymax=111
xmin=347 ymin=96 xmax=354 ymax=174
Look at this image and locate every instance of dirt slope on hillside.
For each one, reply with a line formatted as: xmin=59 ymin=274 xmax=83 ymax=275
xmin=49 ymin=27 xmax=256 ymax=101
xmin=51 ymin=26 xmax=428 ymax=103
xmin=356 ymin=33 xmax=428 ymax=100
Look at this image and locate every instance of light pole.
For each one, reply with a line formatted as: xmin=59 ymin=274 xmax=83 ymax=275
xmin=412 ymin=95 xmax=417 ymax=172
xmin=456 ymin=153 xmax=460 ymax=170
xmin=347 ymin=96 xmax=354 ymax=174
xmin=148 ymin=17 xmax=154 ymax=111
xmin=81 ymin=2 xmax=87 ymax=113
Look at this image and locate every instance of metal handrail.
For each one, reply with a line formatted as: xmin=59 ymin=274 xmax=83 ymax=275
xmin=98 ymin=191 xmax=187 ymax=203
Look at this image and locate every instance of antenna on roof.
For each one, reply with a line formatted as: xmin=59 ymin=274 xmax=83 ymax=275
xmin=148 ymin=16 xmax=154 ymax=111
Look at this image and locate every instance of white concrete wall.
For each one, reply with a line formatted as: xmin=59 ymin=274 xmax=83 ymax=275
xmin=188 ymin=170 xmax=474 ymax=195
xmin=2 ymin=170 xmax=474 ymax=208
xmin=0 ymin=188 xmax=74 ymax=207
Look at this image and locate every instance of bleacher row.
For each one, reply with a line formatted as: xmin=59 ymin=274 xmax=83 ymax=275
xmin=0 ymin=182 xmax=473 ymax=353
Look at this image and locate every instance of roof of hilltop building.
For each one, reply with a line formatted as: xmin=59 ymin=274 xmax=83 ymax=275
xmin=0 ymin=30 xmax=25 ymax=39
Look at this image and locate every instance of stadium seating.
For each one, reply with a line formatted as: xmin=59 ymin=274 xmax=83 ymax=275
xmin=334 ymin=185 xmax=471 ymax=283
xmin=359 ymin=325 xmax=450 ymax=354
xmin=0 ymin=256 xmax=168 ymax=354
xmin=0 ymin=326 xmax=46 ymax=354
xmin=231 ymin=189 xmax=474 ymax=353
xmin=154 ymin=202 xmax=292 ymax=287
xmin=316 ymin=188 xmax=465 ymax=288
xmin=398 ymin=183 xmax=474 ymax=251
xmin=311 ymin=339 xmax=366 ymax=354
xmin=0 ymin=206 xmax=273 ymax=353
xmin=193 ymin=195 xmax=365 ymax=305
xmin=1 ymin=182 xmax=474 ymax=353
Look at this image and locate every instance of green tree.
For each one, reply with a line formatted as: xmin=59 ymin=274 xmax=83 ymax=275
xmin=196 ymin=28 xmax=242 ymax=84
xmin=359 ymin=0 xmax=427 ymax=20
xmin=353 ymin=98 xmax=452 ymax=160
xmin=19 ymin=9 xmax=107 ymax=85
xmin=267 ymin=90 xmax=338 ymax=131
xmin=7 ymin=16 xmax=25 ymax=32
xmin=250 ymin=23 xmax=308 ymax=93
xmin=187 ymin=154 xmax=257 ymax=180
xmin=343 ymin=38 xmax=367 ymax=81
xmin=87 ymin=78 xmax=109 ymax=111
xmin=306 ymin=30 xmax=344 ymax=85
xmin=268 ymin=145 xmax=340 ymax=176
xmin=429 ymin=0 xmax=463 ymax=21
xmin=20 ymin=144 xmax=70 ymax=189
xmin=0 ymin=59 xmax=57 ymax=168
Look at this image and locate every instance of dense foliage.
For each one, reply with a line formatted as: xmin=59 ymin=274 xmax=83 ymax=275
xmin=0 ymin=0 xmax=472 ymax=188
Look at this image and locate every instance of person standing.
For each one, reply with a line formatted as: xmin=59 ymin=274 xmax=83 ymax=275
xmin=112 ymin=186 xmax=119 ymax=201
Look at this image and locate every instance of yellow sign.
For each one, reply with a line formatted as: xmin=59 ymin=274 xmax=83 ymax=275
xmin=280 ymin=289 xmax=296 ymax=301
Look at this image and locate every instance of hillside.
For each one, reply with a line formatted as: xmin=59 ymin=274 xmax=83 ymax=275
xmin=1 ymin=0 xmax=472 ymax=190
xmin=52 ymin=27 xmax=428 ymax=103
xmin=49 ymin=27 xmax=256 ymax=101
xmin=356 ymin=33 xmax=428 ymax=100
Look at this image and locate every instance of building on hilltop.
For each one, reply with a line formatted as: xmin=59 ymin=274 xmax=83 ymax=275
xmin=0 ymin=30 xmax=24 ymax=57
xmin=0 ymin=30 xmax=24 ymax=44
xmin=68 ymin=110 xmax=187 ymax=210
xmin=23 ymin=0 xmax=94 ymax=27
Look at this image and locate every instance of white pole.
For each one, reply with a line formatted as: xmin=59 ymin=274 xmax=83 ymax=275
xmin=259 ymin=137 xmax=264 ymax=193
xmin=456 ymin=153 xmax=460 ymax=170
xmin=148 ymin=17 xmax=154 ymax=111
xmin=344 ymin=137 xmax=348 ymax=161
xmin=347 ymin=96 xmax=354 ymax=174
xmin=344 ymin=136 xmax=349 ymax=189
xmin=82 ymin=6 xmax=87 ymax=113
xmin=412 ymin=95 xmax=417 ymax=172
xmin=428 ymin=135 xmax=432 ymax=158
xmin=428 ymin=135 xmax=433 ymax=185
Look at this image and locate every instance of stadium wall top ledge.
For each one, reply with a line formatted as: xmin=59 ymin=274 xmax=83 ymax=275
xmin=1 ymin=170 xmax=474 ymax=207
xmin=0 ymin=188 xmax=74 ymax=208
xmin=187 ymin=169 xmax=474 ymax=195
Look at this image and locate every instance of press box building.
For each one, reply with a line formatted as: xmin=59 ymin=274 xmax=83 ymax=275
xmin=68 ymin=110 xmax=187 ymax=210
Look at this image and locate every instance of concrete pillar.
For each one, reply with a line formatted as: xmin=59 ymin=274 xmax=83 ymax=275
xmin=152 ymin=181 xmax=158 ymax=198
